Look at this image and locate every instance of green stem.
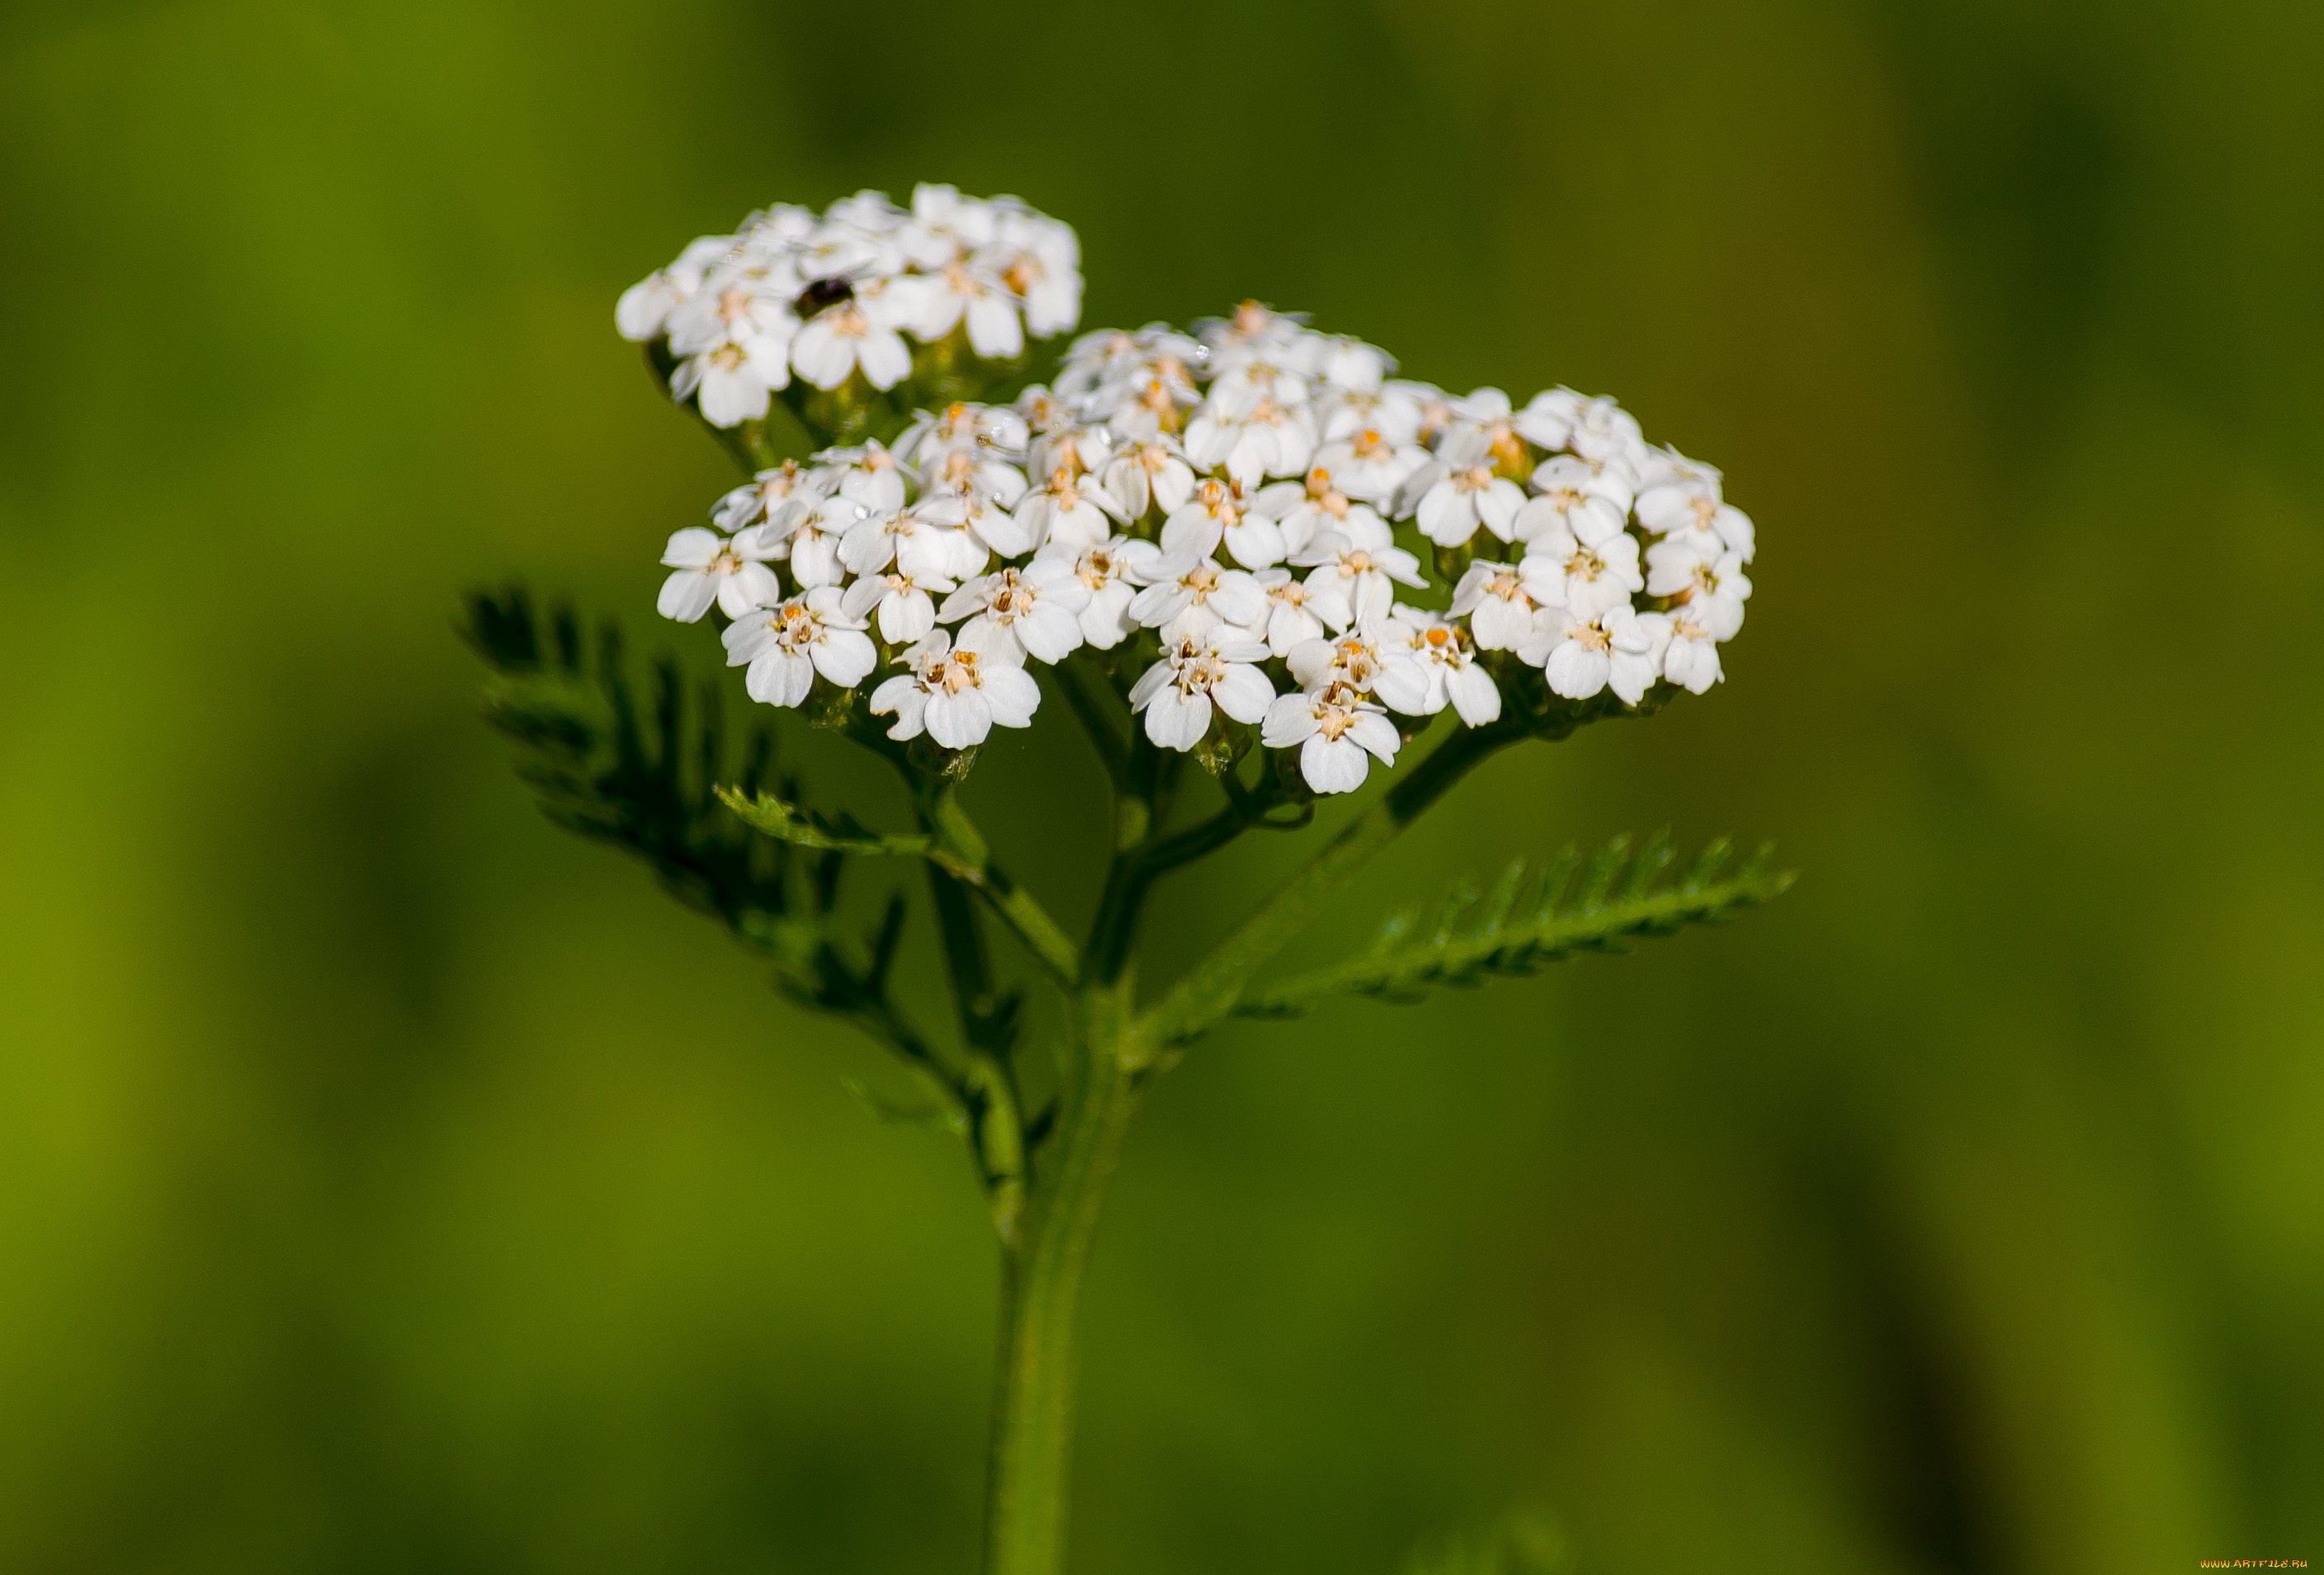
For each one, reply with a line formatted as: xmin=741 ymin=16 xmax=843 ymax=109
xmin=982 ymin=982 xmax=1144 ymax=1575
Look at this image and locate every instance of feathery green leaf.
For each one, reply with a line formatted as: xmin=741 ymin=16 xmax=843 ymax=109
xmin=1232 ymin=831 xmax=1793 ymax=1019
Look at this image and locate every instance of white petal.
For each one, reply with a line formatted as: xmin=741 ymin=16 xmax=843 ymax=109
xmin=1447 ymin=663 xmax=1504 ymax=725
xmin=1347 ymin=711 xmax=1401 ymax=764
xmin=1261 ymin=694 xmax=1318 ymax=747
xmin=1221 ymin=516 xmax=1287 ymax=570
xmin=791 ymin=319 xmax=855 ymax=390
xmin=1160 ymin=507 xmax=1225 ymax=558
xmin=658 ymin=569 xmax=718 ymax=622
xmin=1016 ymin=603 xmax=1085 ymax=664
xmin=814 ymin=629 xmax=879 ymax=688
xmin=1127 ymin=658 xmax=1175 ymax=710
xmin=661 ymin=527 xmax=724 ymax=569
xmin=1145 ymin=689 xmax=1212 ymax=750
xmin=857 ymin=328 xmax=914 ymax=390
xmin=926 ymin=687 xmax=994 ymax=749
xmin=1370 ymin=657 xmax=1435 ymax=716
xmin=1301 ymin=733 xmax=1369 ymax=794
xmin=965 ymin=293 xmax=1025 ymax=359
xmin=980 ymin=665 xmax=1042 ymax=726
xmin=1545 ymin=642 xmax=1609 ymax=699
xmin=1212 ymin=662 xmax=1277 ymax=725
xmin=747 ymin=649 xmax=817 ymax=707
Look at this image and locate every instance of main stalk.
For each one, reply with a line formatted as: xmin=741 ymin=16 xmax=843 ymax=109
xmin=981 ymin=982 xmax=1143 ymax=1575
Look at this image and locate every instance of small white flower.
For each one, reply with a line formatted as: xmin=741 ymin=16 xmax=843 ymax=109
xmin=940 ymin=560 xmax=1093 ymax=665
xmin=838 ymin=498 xmax=975 ymax=580
xmin=671 ymin=337 xmax=791 ymax=428
xmin=1519 ymin=387 xmax=1648 ymax=466
xmin=616 ymin=234 xmax=733 ymax=342
xmin=841 ymin=566 xmax=957 ymax=645
xmin=1127 ymin=628 xmax=1277 ymax=750
xmin=1517 ymin=513 xmax=1643 ymax=621
xmin=1014 ymin=383 xmax=1078 ymax=442
xmin=916 ymin=442 xmax=1031 ymax=511
xmin=1518 ymin=604 xmax=1665 ymax=704
xmin=1249 ymin=568 xmax=1352 ymax=657
xmin=1290 ymin=517 xmax=1427 ymax=626
xmin=722 ymin=589 xmax=879 ymax=707
xmin=712 ymin=459 xmax=833 ymax=533
xmin=1262 ymin=682 xmax=1401 ymax=794
xmin=1162 ymin=475 xmax=1282 ymax=568
xmin=899 ymin=184 xmax=999 ymax=267
xmin=1372 ymin=607 xmax=1502 ymax=726
xmin=1635 ymin=456 xmax=1755 ymax=563
xmin=1514 ymin=454 xmax=1636 ymax=546
xmin=791 ymin=300 xmax=914 ymax=390
xmin=870 ymin=630 xmax=1041 ymax=749
xmin=665 ymin=272 xmax=799 ymax=359
xmin=1099 ymin=436 xmax=1198 ymax=521
xmin=796 ymin=220 xmax=901 ymax=284
xmin=1405 ymin=459 xmax=1528 ymax=547
xmin=981 ymin=207 xmax=1082 ymax=338
xmin=1183 ymin=395 xmax=1318 ymax=490
xmin=1308 ymin=333 xmax=1395 ymax=394
xmin=1643 ymin=542 xmax=1750 ymax=640
xmin=1656 ymin=612 xmax=1724 ymax=694
xmin=656 ymin=527 xmax=782 ymax=622
xmin=824 ymin=189 xmax=909 ymax=236
xmin=1314 ymin=382 xmax=1426 ymax=447
xmin=1401 ymin=381 xmax=1462 ymax=448
xmin=1249 ymin=466 xmax=1389 ymax=557
xmin=766 ymin=499 xmax=853 ymax=589
xmin=1027 ymin=421 xmax=1113 ymax=482
xmin=1204 ymin=352 xmax=1313 ymax=420
xmin=1197 ymin=300 xmax=1314 ymax=368
xmin=1310 ymin=427 xmax=1429 ymax=504
xmin=953 ymin=494 xmax=1031 ymax=563
xmin=1044 ymin=536 xmax=1158 ymax=650
xmin=1057 ymin=324 xmax=1205 ymax=405
xmin=1448 ymin=559 xmax=1564 ymax=650
xmin=1127 ymin=553 xmax=1268 ymax=642
xmin=820 ymin=440 xmax=910 ymax=515
xmin=1434 ymin=388 xmax=1538 ymax=479
xmin=1287 ymin=626 xmax=1392 ymax=697
xmin=892 ymin=260 xmax=1025 ymax=357
xmin=898 ymin=400 xmax=1030 ymax=474
xmin=1014 ymin=465 xmax=1127 ymax=552
xmin=1077 ymin=351 xmax=1206 ymax=439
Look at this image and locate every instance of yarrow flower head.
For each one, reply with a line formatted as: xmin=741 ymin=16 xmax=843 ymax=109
xmin=479 ymin=185 xmax=1793 ymax=1575
xmin=623 ymin=194 xmax=1759 ymax=795
xmin=618 ymin=186 xmax=1085 ymax=443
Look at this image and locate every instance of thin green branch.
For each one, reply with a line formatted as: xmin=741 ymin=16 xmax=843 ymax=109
xmin=1138 ymin=714 xmax=1532 ymax=1054
xmin=1233 ymin=836 xmax=1794 ymax=1017
xmin=1082 ymin=750 xmax=1298 ymax=983
xmin=923 ymin=788 xmax=1084 ymax=988
xmin=928 ymin=864 xmax=1032 ymax=1242
xmin=720 ymin=784 xmax=1082 ymax=988
xmin=719 ymin=785 xmax=962 ymax=868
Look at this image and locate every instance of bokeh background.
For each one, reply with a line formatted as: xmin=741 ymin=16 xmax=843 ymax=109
xmin=3 ymin=1 xmax=2320 ymax=1570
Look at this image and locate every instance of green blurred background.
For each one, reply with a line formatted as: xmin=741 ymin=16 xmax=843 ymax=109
xmin=3 ymin=0 xmax=2320 ymax=1570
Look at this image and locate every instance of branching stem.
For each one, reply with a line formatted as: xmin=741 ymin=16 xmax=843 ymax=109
xmin=1138 ymin=713 xmax=1533 ymax=1056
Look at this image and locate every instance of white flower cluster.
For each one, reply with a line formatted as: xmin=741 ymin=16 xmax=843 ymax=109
xmin=648 ymin=299 xmax=1755 ymax=796
xmin=616 ymin=186 xmax=1082 ymax=428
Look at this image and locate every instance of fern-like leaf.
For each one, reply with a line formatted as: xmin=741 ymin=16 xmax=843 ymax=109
xmin=1232 ymin=833 xmax=1793 ymax=1019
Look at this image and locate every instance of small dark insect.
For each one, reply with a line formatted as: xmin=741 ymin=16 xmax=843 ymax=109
xmin=797 ymin=277 xmax=853 ymax=314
